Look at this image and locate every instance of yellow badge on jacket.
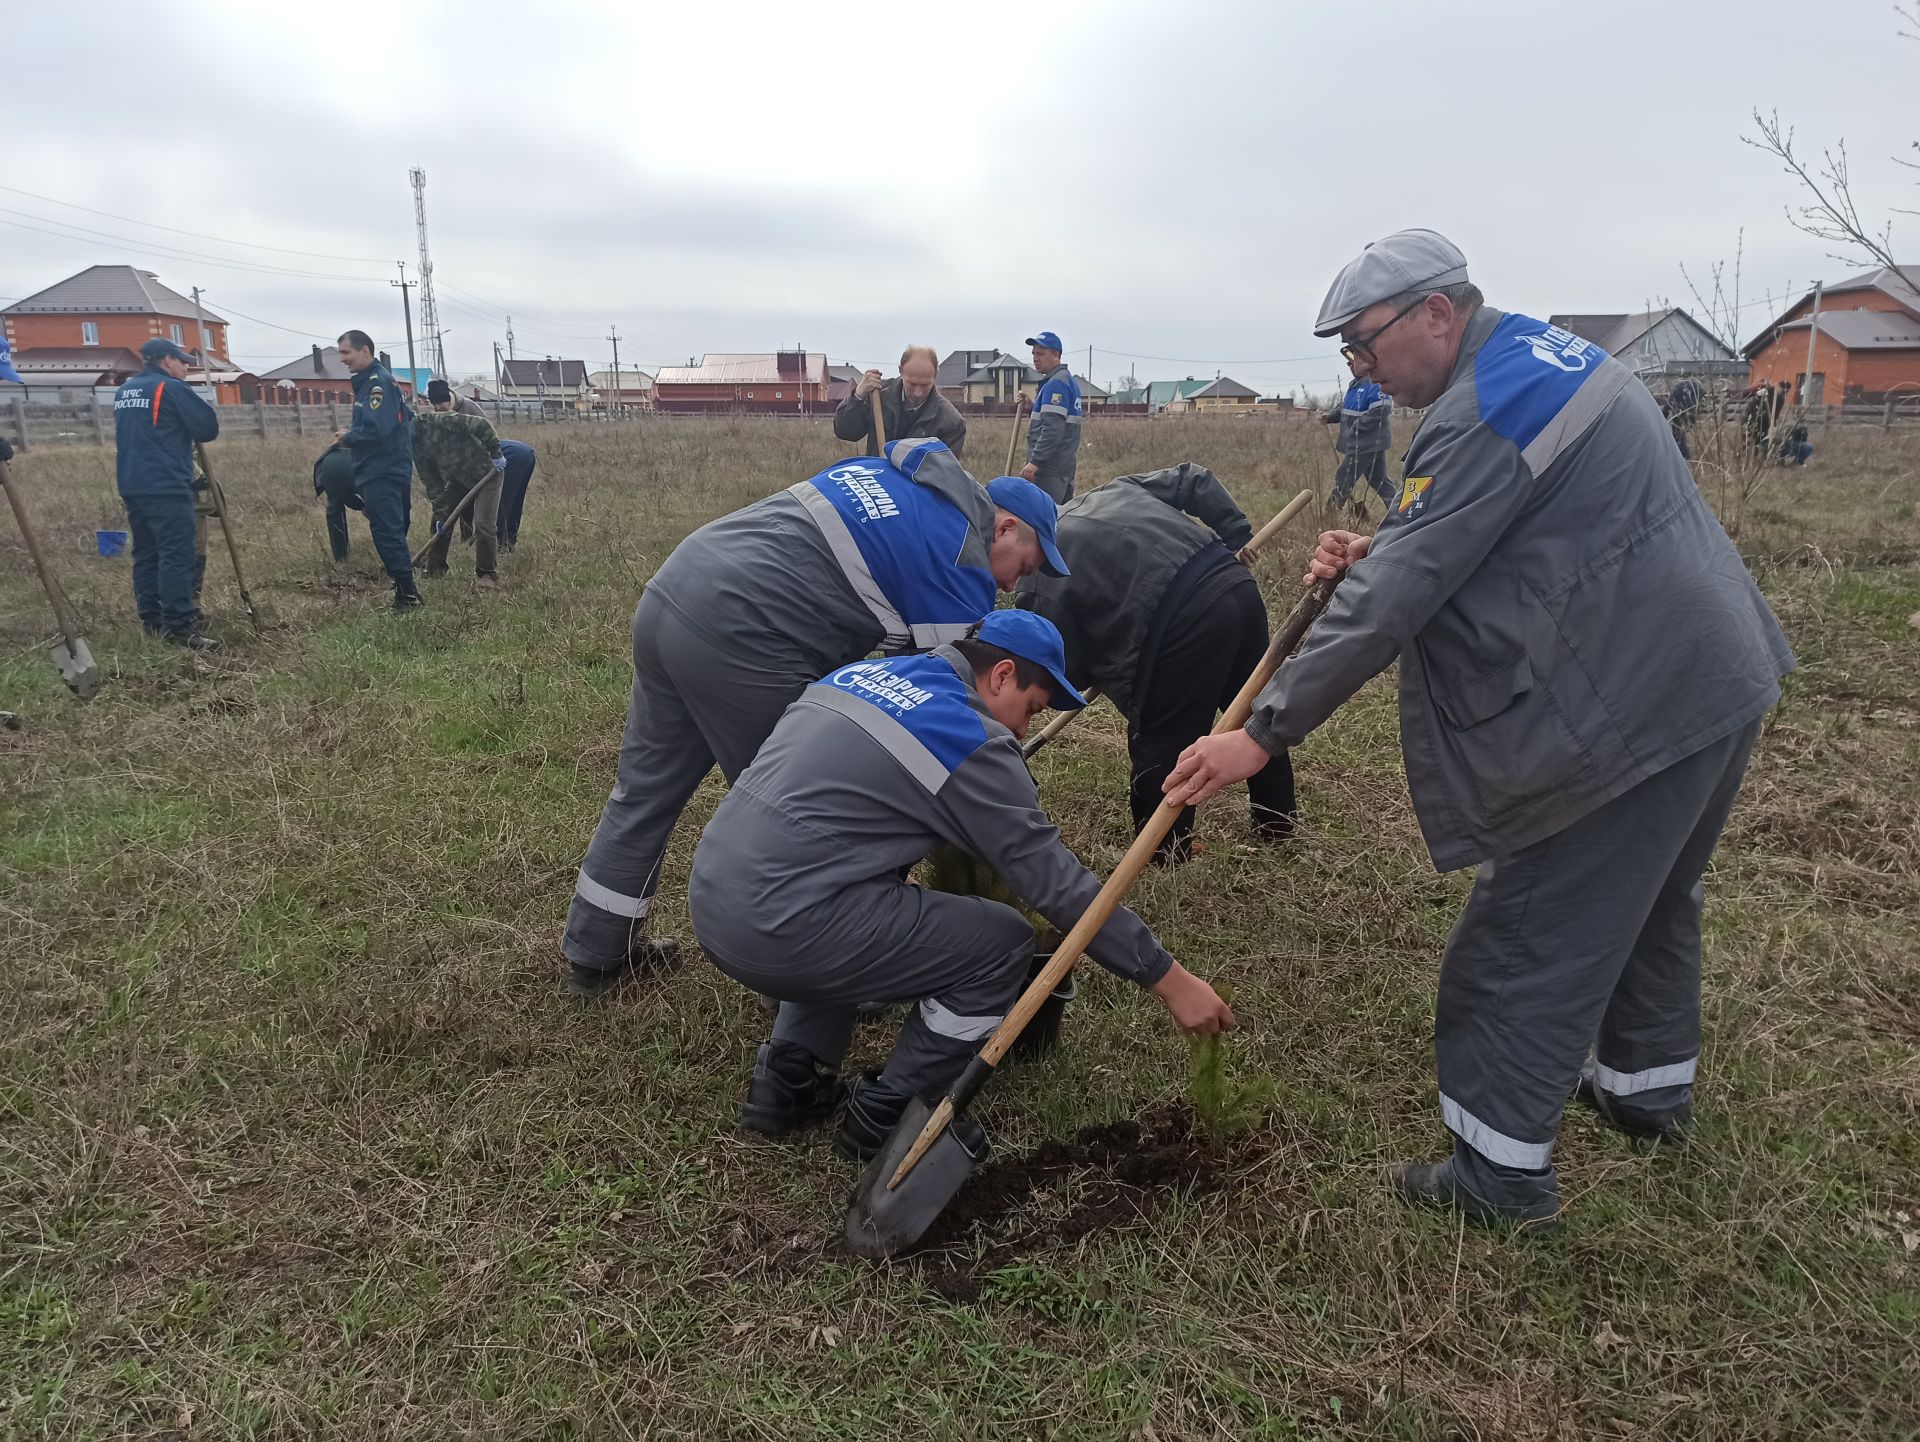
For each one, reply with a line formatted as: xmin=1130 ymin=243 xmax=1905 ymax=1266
xmin=369 ymin=387 xmax=384 ymax=410
xmin=1398 ymin=475 xmax=1433 ymax=514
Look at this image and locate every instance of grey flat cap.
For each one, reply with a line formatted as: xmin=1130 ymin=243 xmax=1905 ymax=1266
xmin=1313 ymin=228 xmax=1470 ymax=337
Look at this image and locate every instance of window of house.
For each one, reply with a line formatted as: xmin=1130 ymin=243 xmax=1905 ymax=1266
xmin=775 ymin=390 xmax=783 ymax=400
xmin=171 ymin=324 xmax=184 ymax=345
xmin=81 ymin=321 xmax=99 ymax=346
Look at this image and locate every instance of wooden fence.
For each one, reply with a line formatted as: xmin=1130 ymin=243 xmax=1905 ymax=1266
xmin=3 ymin=396 xmax=597 ymax=450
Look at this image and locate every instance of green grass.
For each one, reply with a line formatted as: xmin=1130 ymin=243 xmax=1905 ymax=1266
xmin=2 ymin=416 xmax=1917 ymax=1439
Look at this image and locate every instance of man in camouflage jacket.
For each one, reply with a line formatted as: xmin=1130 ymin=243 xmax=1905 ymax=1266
xmin=416 ymin=379 xmax=506 ymax=585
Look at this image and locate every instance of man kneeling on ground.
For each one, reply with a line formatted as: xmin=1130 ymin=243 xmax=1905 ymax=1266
xmin=687 ymin=610 xmax=1236 ymax=1160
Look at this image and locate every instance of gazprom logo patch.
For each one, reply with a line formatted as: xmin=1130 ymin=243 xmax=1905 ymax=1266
xmin=1515 ymin=324 xmax=1593 ymax=373
xmin=831 ymin=661 xmax=932 ymax=711
xmin=826 ymin=463 xmax=900 ymax=522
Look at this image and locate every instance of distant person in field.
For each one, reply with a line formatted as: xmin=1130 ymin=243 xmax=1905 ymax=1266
xmin=1019 ymin=330 xmax=1084 ymax=502
xmin=1015 ymin=463 xmax=1297 ymax=865
xmin=1323 ymin=371 xmax=1396 ymax=517
xmin=112 ymin=337 xmax=221 ymax=650
xmin=415 ymin=379 xmax=506 ymax=588
xmin=836 ymin=345 xmax=967 ymax=457
xmin=333 ymin=331 xmax=421 ymax=611
xmin=561 ymin=439 xmax=1065 ymax=1001
xmin=1166 ymin=228 xmax=1794 ymax=1228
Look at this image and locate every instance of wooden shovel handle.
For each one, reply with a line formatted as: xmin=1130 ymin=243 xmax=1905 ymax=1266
xmin=410 ymin=467 xmax=494 ymax=569
xmin=1003 ymin=397 xmax=1026 ymax=476
xmin=870 ymin=389 xmax=887 ymax=451
xmin=889 ymin=575 xmax=1338 ymax=1187
xmin=0 ymin=455 xmax=87 ymax=649
xmin=1244 ymin=488 xmax=1315 ymax=557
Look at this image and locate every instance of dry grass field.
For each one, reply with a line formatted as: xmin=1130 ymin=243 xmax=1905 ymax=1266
xmin=2 ymin=413 xmax=1917 ymax=1439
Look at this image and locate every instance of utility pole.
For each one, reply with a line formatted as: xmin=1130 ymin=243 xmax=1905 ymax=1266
xmin=492 ymin=341 xmax=503 ymax=400
xmin=1799 ymin=279 xmax=1824 ymax=412
xmin=392 ymin=261 xmax=418 ymax=388
xmin=608 ymin=325 xmax=623 ymax=418
xmin=189 ymin=286 xmax=215 ymax=376
xmin=505 ymin=315 xmax=515 ymax=361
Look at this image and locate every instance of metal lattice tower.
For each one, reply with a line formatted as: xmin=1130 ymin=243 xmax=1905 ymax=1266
xmin=410 ymin=167 xmax=447 ymax=382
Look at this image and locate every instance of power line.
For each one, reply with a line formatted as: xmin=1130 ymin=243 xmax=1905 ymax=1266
xmin=0 ymin=183 xmax=390 ymax=264
xmin=0 ymin=211 xmax=387 ymax=285
xmin=200 ymin=297 xmax=335 ymax=341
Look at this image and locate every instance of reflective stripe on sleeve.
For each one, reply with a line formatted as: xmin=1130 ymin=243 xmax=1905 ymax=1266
xmin=574 ymin=869 xmax=652 ymax=919
xmin=920 ymin=997 xmax=1004 ymax=1042
xmin=1440 ymin=1093 xmax=1555 ymax=1170
xmin=1589 ymin=1056 xmax=1697 ymax=1096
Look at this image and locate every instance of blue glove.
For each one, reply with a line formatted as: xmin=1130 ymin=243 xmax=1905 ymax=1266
xmin=492 ymin=457 xmax=507 ymax=474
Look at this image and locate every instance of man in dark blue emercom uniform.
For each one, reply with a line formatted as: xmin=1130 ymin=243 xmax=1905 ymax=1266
xmin=333 ymin=330 xmax=422 ymax=611
xmin=112 ymin=337 xmax=221 ymax=651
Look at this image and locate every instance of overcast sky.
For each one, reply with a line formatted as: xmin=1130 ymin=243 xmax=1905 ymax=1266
xmin=6 ymin=0 xmax=1913 ymax=397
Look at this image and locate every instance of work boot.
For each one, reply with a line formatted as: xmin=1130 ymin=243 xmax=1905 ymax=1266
xmin=472 ymin=573 xmax=501 ymax=592
xmin=835 ymin=1073 xmax=986 ymax=1163
xmin=740 ymin=1042 xmax=848 ymax=1136
xmin=1251 ymin=807 xmax=1297 ymax=844
xmin=161 ymin=629 xmax=220 ymax=653
xmin=565 ymin=936 xmax=682 ymax=1000
xmin=420 ymin=563 xmax=449 ymax=580
xmin=1571 ymin=1075 xmax=1694 ymax=1143
xmin=390 ymin=578 xmax=425 ymax=612
xmin=1386 ymin=1156 xmax=1560 ymax=1230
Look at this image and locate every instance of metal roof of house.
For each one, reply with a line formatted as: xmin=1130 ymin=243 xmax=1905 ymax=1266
xmin=936 ymin=348 xmax=1001 ymax=387
xmin=259 ymin=347 xmax=355 ymax=382
xmin=1190 ymin=376 xmax=1259 ymax=399
xmin=2 ymin=266 xmax=229 ymax=323
xmin=501 ymin=358 xmax=591 ymax=388
xmin=1548 ymin=308 xmax=1733 ymax=358
xmin=1745 ymin=267 xmax=1920 ymax=353
xmin=652 ymin=352 xmax=827 ymax=385
xmin=1774 ymin=310 xmax=1920 ymax=349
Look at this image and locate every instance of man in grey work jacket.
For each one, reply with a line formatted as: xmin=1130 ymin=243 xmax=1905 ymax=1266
xmin=1323 ymin=373 xmax=1395 ymax=516
xmin=689 ymin=610 xmax=1237 ymax=1161
xmin=562 ymin=439 xmax=1068 ymax=1001
xmin=1167 ymin=229 xmax=1794 ymax=1227
xmin=1018 ymin=330 xmax=1083 ymax=502
xmin=1016 ymin=463 xmax=1296 ymax=864
xmin=835 ymin=344 xmax=967 ymax=457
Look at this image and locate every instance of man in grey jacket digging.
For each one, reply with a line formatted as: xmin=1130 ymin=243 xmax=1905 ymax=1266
xmin=688 ymin=611 xmax=1237 ymax=1160
xmin=1015 ymin=463 xmax=1296 ymax=864
xmin=1167 ymin=229 xmax=1794 ymax=1226
xmin=562 ymin=439 xmax=1067 ymax=999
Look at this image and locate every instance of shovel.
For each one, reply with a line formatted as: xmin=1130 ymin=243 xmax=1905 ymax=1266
xmin=1020 ymin=487 xmax=1316 ymax=761
xmin=870 ymin=388 xmax=888 ymax=452
xmin=0 ymin=454 xmax=102 ymax=698
xmin=410 ymin=465 xmax=497 ymax=570
xmin=1003 ymin=395 xmax=1027 ymax=476
xmin=194 ymin=442 xmax=267 ymax=632
xmin=844 ymin=573 xmax=1339 ymax=1260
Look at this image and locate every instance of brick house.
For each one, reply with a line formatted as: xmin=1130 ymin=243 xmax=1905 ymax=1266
xmin=1743 ymin=266 xmax=1920 ymax=404
xmin=650 ymin=352 xmax=829 ymax=412
xmin=2 ymin=265 xmax=230 ymax=368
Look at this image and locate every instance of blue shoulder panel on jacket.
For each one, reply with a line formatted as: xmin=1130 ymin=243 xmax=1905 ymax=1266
xmin=818 ymin=654 xmax=988 ymax=776
xmin=1474 ymin=312 xmax=1610 ymax=453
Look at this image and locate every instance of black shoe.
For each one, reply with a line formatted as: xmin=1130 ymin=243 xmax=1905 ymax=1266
xmin=565 ymin=936 xmax=682 ymax=1000
xmin=1387 ymin=1156 xmax=1559 ymax=1230
xmin=1251 ymin=808 xmax=1297 ymax=844
xmin=390 ymin=580 xmax=425 ymax=612
xmin=740 ymin=1042 xmax=848 ymax=1136
xmin=834 ymin=1073 xmax=986 ymax=1163
xmin=1571 ymin=1076 xmax=1694 ymax=1142
xmin=162 ymin=629 xmax=220 ymax=653
xmin=421 ymin=564 xmax=449 ymax=579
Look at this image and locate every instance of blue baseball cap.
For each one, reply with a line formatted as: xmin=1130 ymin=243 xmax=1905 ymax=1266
xmin=1024 ymin=331 xmax=1064 ymax=352
xmin=976 ymin=610 xmax=1086 ymax=710
xmin=984 ymin=475 xmax=1069 ymax=577
xmin=141 ymin=337 xmax=192 ymax=365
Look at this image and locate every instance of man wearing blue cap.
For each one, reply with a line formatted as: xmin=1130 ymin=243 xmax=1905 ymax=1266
xmin=1019 ymin=331 xmax=1084 ymax=502
xmin=562 ymin=438 xmax=1068 ymax=1000
xmin=1323 ymin=369 xmax=1396 ymax=518
xmin=112 ymin=337 xmax=222 ymax=650
xmin=1166 ymin=228 xmax=1794 ymax=1227
xmin=689 ymin=609 xmax=1236 ymax=1159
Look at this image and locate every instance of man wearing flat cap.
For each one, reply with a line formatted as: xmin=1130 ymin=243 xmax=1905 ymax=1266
xmin=1167 ymin=228 xmax=1794 ymax=1227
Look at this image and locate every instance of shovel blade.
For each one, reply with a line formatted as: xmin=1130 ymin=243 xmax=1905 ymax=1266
xmin=51 ymin=638 xmax=101 ymax=699
xmin=842 ymin=1097 xmax=989 ymax=1260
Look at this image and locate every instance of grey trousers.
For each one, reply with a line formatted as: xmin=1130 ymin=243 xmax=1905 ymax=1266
xmin=702 ymin=879 xmax=1034 ymax=1099
xmin=562 ymin=588 xmax=817 ymax=969
xmin=1436 ymin=719 xmax=1761 ymax=1206
xmin=424 ymin=469 xmax=502 ymax=578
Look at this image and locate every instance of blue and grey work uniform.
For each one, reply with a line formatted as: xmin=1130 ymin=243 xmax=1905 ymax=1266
xmin=564 ymin=439 xmax=1005 ymax=972
xmin=1326 ymin=377 xmax=1394 ymax=509
xmin=1245 ymin=307 xmax=1794 ymax=1207
xmin=690 ymin=646 xmax=1173 ymax=1098
xmin=112 ymin=364 xmax=221 ymax=634
xmin=341 ymin=360 xmax=415 ymax=582
xmin=1025 ymin=363 xmax=1083 ymax=502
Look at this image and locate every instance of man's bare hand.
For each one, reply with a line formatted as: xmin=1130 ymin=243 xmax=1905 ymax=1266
xmin=1152 ymin=962 xmax=1237 ymax=1036
xmin=1164 ymin=729 xmax=1272 ymax=808
xmin=855 ymin=369 xmax=884 ymax=400
xmin=1305 ymin=528 xmax=1371 ymax=584
xmin=334 ymin=429 xmax=350 ymax=444
xmin=1018 ymin=462 xmax=1039 ymax=483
